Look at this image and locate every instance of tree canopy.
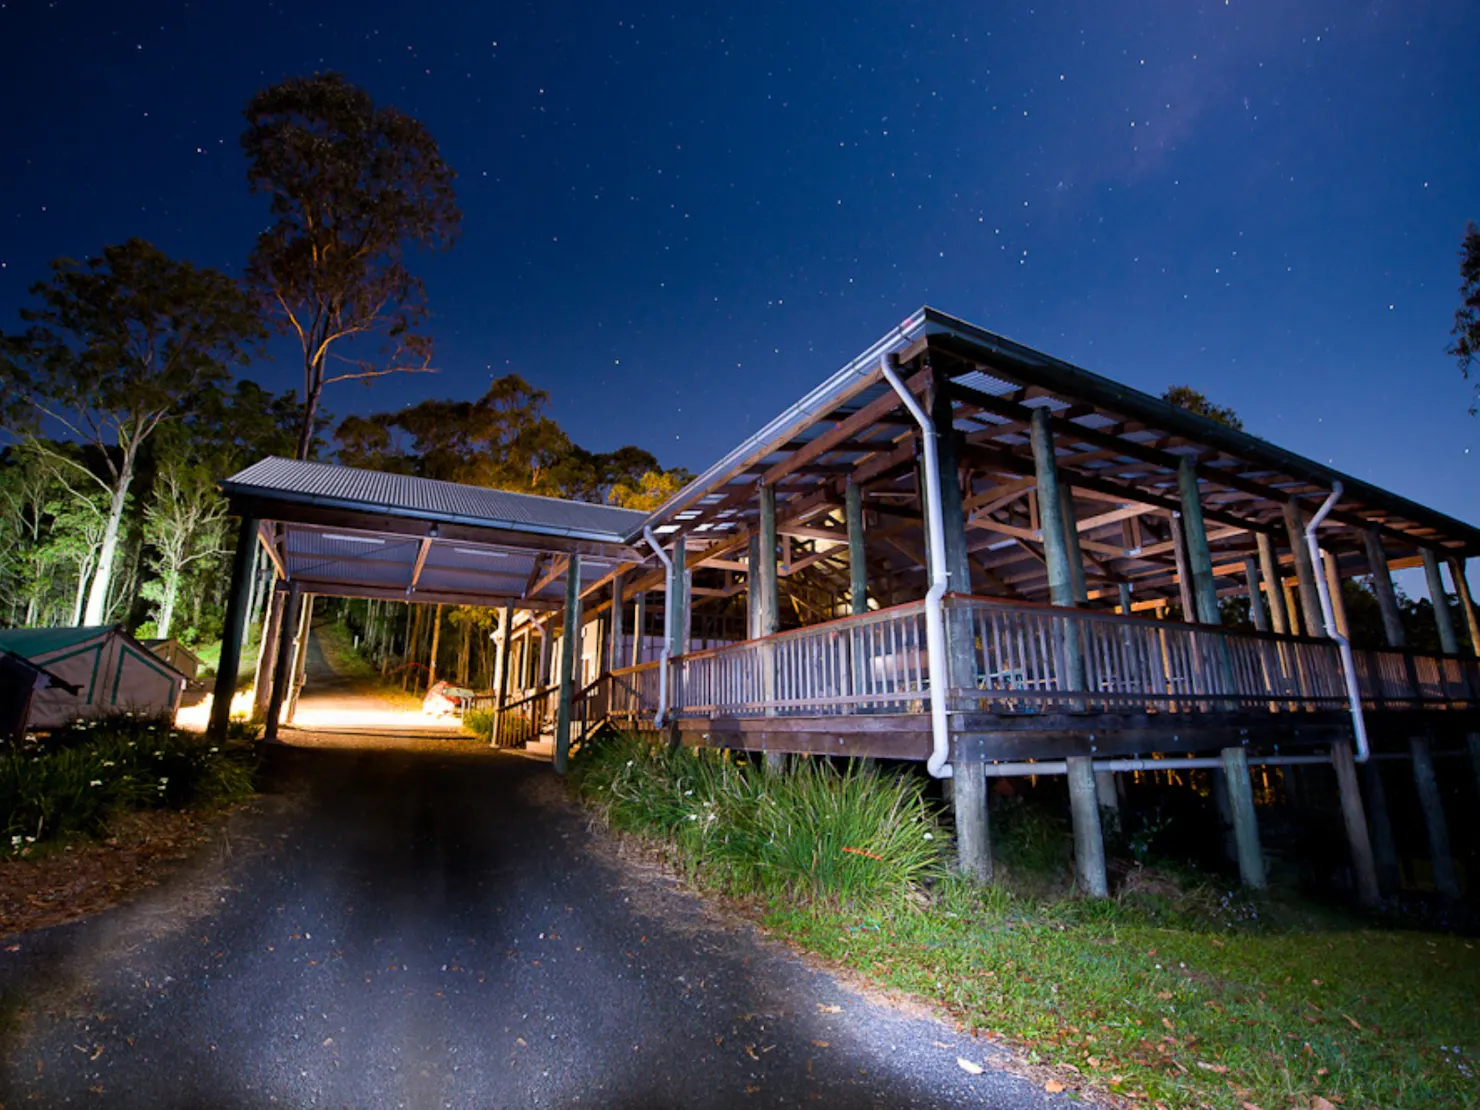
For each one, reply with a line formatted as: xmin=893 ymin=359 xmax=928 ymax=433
xmin=0 ymin=239 xmax=265 ymax=624
xmin=242 ymin=72 xmax=462 ymax=458
xmin=1161 ymin=385 xmax=1245 ymax=431
xmin=1447 ymin=221 xmax=1480 ymax=414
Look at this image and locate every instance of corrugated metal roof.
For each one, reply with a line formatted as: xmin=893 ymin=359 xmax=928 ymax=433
xmin=222 ymin=458 xmax=647 ymax=543
xmin=0 ymin=626 xmax=111 ymax=659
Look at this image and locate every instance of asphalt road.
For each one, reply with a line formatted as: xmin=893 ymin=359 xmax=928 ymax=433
xmin=0 ymin=741 xmax=1076 ymax=1109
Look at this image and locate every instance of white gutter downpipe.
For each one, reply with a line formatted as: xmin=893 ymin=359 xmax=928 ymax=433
xmin=1305 ymin=482 xmax=1371 ymax=763
xmin=878 ymin=354 xmax=953 ymax=779
xmin=643 ymin=526 xmax=675 ymax=728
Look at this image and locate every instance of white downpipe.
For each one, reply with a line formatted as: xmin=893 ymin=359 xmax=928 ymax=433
xmin=878 ymin=354 xmax=953 ymax=779
xmin=1305 ymin=482 xmax=1371 ymax=763
xmin=643 ymin=526 xmax=675 ymax=728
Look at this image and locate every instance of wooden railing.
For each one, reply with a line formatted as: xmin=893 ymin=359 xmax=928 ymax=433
xmin=674 ymin=601 xmax=930 ymax=718
xmin=478 ymin=597 xmax=1478 ymax=741
xmin=947 ymin=595 xmax=1349 ymax=714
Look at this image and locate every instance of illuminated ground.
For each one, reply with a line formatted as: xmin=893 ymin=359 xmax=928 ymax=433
xmin=0 ymin=688 xmax=1075 ymax=1107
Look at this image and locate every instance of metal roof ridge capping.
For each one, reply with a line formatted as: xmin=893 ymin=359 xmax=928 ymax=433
xmin=634 ymin=306 xmax=1480 ymax=552
xmin=220 ymin=456 xmax=648 ymax=543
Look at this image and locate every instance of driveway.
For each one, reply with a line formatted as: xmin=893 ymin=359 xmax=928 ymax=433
xmin=0 ymin=731 xmax=1074 ymax=1107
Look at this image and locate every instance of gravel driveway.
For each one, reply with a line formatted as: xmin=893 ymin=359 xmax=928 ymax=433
xmin=0 ymin=735 xmax=1078 ymax=1109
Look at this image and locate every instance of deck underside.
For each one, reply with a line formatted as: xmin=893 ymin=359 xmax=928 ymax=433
xmin=669 ymin=706 xmax=1480 ymax=761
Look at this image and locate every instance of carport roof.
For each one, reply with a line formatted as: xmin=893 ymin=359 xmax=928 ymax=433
xmin=223 ymin=457 xmax=646 ymax=544
xmin=221 ymin=458 xmax=649 ymax=610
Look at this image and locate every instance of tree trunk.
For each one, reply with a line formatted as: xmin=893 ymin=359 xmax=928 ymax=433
xmin=157 ymin=572 xmax=180 ymax=640
xmin=84 ymin=465 xmax=132 ymax=626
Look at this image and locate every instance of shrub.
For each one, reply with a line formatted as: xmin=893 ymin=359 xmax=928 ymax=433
xmin=572 ymin=733 xmax=948 ymax=908
xmin=1 ymin=714 xmax=257 ymax=855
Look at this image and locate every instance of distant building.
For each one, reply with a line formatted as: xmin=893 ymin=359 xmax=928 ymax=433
xmin=142 ymin=638 xmax=206 ymax=682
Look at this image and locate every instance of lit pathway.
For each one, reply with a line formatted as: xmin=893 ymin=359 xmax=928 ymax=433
xmin=0 ymin=634 xmax=1078 ymax=1108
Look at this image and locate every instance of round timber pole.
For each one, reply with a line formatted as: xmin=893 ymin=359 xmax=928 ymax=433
xmin=208 ymin=510 xmax=260 ymax=741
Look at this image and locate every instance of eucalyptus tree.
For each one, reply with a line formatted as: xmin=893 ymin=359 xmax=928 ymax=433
xmin=140 ymin=459 xmax=230 ymax=639
xmin=242 ymin=72 xmax=461 ymax=459
xmin=1448 ymin=221 xmax=1480 ymax=414
xmin=0 ymin=239 xmax=264 ymax=626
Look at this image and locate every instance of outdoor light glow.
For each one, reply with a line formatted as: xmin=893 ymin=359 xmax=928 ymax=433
xmin=322 ymin=534 xmax=385 ymax=545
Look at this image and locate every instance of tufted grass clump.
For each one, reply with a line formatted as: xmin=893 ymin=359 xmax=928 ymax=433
xmin=1 ymin=713 xmax=257 ymax=856
xmin=572 ymin=732 xmax=948 ymax=908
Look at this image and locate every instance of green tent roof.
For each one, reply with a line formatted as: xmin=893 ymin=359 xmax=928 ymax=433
xmin=0 ymin=626 xmax=112 ymax=660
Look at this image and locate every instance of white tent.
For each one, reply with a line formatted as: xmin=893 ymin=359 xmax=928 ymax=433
xmin=0 ymin=626 xmax=187 ymax=730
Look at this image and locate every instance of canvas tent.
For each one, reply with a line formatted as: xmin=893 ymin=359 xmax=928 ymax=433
xmin=0 ymin=626 xmax=188 ymax=730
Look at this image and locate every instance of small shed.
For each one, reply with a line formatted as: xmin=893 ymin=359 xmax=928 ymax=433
xmin=142 ymin=638 xmax=205 ymax=681
xmin=0 ymin=626 xmax=187 ymax=730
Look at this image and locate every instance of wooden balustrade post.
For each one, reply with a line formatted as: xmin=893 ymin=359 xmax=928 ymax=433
xmin=1221 ymin=748 xmax=1266 ymax=889
xmin=631 ymin=591 xmax=647 ymax=668
xmin=554 ymin=555 xmax=582 ymax=775
xmin=1067 ymin=756 xmax=1108 ymax=898
xmin=1409 ymin=735 xmax=1459 ymax=897
xmin=1331 ymin=741 xmax=1382 ymax=907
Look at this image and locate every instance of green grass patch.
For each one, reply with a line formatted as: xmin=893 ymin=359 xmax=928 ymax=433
xmin=570 ymin=734 xmax=1480 ymax=1109
xmin=2 ymin=714 xmax=257 ymax=856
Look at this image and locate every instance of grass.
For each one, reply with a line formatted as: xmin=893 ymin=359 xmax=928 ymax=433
xmin=570 ymin=734 xmax=1480 ymax=1110
xmin=1 ymin=714 xmax=257 ymax=857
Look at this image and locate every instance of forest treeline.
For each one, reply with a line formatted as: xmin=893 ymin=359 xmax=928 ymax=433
xmin=0 ymin=74 xmax=686 ymax=652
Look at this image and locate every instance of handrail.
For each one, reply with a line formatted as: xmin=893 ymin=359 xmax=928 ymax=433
xmin=673 ymin=599 xmax=927 ymax=663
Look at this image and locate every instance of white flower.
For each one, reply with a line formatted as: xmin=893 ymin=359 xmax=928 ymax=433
xmin=923 ymin=832 xmax=934 ymax=840
xmin=159 ymin=777 xmax=169 ymax=785
xmin=89 ymin=780 xmax=103 ymax=787
xmin=101 ymin=761 xmax=116 ymax=767
xmin=9 ymin=836 xmax=20 ymax=848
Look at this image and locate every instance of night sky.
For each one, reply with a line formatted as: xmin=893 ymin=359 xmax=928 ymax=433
xmin=2 ymin=1 xmax=1477 ymax=535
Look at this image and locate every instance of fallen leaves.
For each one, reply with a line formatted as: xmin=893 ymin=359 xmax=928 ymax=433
xmin=956 ymin=1057 xmax=984 ymax=1075
xmin=1044 ymin=1079 xmax=1066 ymax=1093
xmin=815 ymin=1003 xmax=842 ymax=1014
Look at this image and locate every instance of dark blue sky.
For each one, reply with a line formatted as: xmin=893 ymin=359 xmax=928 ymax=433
xmin=3 ymin=0 xmax=1477 ymax=532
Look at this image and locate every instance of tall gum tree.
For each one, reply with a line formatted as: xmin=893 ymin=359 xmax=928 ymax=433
xmin=241 ymin=72 xmax=461 ymax=459
xmin=0 ymin=239 xmax=264 ymax=626
xmin=1448 ymin=221 xmax=1480 ymax=414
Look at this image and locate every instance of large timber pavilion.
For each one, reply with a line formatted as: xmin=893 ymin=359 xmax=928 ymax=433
xmin=208 ymin=307 xmax=1480 ymax=903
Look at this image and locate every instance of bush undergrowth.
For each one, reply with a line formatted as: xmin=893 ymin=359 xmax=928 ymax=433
xmin=2 ymin=714 xmax=257 ymax=855
xmin=572 ymin=732 xmax=947 ymax=907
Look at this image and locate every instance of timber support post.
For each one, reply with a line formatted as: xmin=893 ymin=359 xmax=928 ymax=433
xmin=285 ymin=594 xmax=313 ymax=724
xmin=252 ymin=585 xmax=286 ymax=720
xmin=1448 ymin=557 xmax=1480 ymax=657
xmin=933 ymin=379 xmax=991 ymax=877
xmin=1221 ymin=747 xmax=1266 ymax=889
xmin=493 ymin=600 xmax=514 ymax=746
xmin=1361 ymin=758 xmax=1401 ymax=896
xmin=1421 ymin=548 xmax=1460 ymax=656
xmin=1067 ymin=756 xmax=1108 ymax=898
xmin=1409 ymin=734 xmax=1459 ymax=898
xmin=1177 ymin=459 xmax=1220 ymax=625
xmin=1244 ymin=557 xmax=1269 ymax=632
xmin=554 ymin=555 xmax=582 ymax=775
xmin=757 ymin=486 xmax=783 ymax=772
xmin=846 ymin=480 xmax=868 ymax=616
xmin=1256 ymin=531 xmax=1290 ymax=635
xmin=1284 ymin=501 xmax=1325 ymax=637
xmin=608 ymin=571 xmax=627 ymax=673
xmin=1331 ymin=740 xmax=1381 ymax=907
xmin=263 ymin=582 xmax=302 ymax=743
xmin=1364 ymin=529 xmax=1406 ymax=648
xmin=208 ymin=510 xmax=259 ymax=740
